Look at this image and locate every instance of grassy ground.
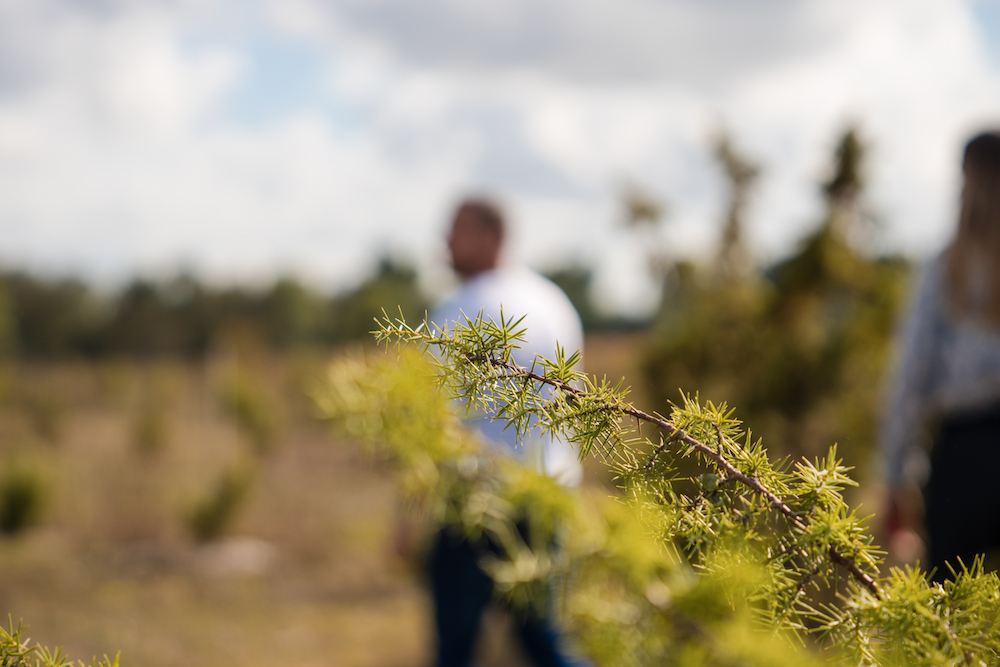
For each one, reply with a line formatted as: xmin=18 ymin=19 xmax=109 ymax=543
xmin=0 ymin=351 xmax=426 ymax=667
xmin=0 ymin=334 xmax=651 ymax=667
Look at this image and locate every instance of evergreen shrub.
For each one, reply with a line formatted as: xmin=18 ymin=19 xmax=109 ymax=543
xmin=314 ymin=312 xmax=1000 ymax=665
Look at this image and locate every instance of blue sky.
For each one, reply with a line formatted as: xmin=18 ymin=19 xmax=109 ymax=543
xmin=226 ymin=37 xmax=323 ymax=126
xmin=1 ymin=0 xmax=1000 ymax=315
xmin=974 ymin=0 xmax=1000 ymax=62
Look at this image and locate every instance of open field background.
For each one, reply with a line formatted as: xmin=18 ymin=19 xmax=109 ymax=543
xmin=0 ymin=132 xmax=910 ymax=666
xmin=0 ymin=335 xmax=643 ymax=667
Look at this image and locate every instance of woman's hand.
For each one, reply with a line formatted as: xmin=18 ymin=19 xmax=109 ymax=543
xmin=883 ymin=486 xmax=925 ymax=565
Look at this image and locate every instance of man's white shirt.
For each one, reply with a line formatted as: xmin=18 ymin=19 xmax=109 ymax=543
xmin=432 ymin=266 xmax=585 ymax=487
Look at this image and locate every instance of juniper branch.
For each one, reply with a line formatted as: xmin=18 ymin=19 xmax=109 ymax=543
xmin=323 ymin=316 xmax=1000 ymax=663
xmin=374 ymin=312 xmax=882 ymax=597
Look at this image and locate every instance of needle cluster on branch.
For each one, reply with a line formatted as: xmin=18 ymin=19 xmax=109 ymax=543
xmin=317 ymin=310 xmax=1000 ymax=666
xmin=0 ymin=619 xmax=119 ymax=667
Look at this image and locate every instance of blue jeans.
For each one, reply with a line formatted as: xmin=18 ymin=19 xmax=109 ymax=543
xmin=427 ymin=526 xmax=587 ymax=667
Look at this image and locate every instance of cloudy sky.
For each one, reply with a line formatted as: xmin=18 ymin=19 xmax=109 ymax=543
xmin=1 ymin=0 xmax=999 ymax=314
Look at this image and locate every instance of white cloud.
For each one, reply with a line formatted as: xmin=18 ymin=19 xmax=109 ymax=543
xmin=318 ymin=0 xmax=849 ymax=86
xmin=0 ymin=0 xmax=997 ymax=316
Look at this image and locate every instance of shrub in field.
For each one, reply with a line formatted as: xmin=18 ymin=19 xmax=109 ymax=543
xmin=20 ymin=385 xmax=65 ymax=444
xmin=185 ymin=465 xmax=253 ymax=543
xmin=644 ymin=129 xmax=909 ymax=475
xmin=132 ymin=402 xmax=168 ymax=456
xmin=643 ymin=250 xmax=907 ymax=474
xmin=221 ymin=375 xmax=278 ymax=456
xmin=315 ymin=313 xmax=1000 ymax=665
xmin=132 ymin=369 xmax=175 ymax=456
xmin=0 ymin=459 xmax=46 ymax=535
xmin=1 ymin=619 xmax=118 ymax=667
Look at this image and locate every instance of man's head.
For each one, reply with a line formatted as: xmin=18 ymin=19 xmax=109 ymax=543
xmin=447 ymin=199 xmax=505 ymax=279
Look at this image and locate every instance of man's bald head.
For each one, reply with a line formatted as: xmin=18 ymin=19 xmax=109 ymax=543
xmin=447 ymin=199 xmax=505 ymax=279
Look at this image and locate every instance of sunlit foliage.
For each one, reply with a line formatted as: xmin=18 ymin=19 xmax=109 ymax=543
xmin=0 ymin=618 xmax=118 ymax=667
xmin=315 ymin=311 xmax=1000 ymax=665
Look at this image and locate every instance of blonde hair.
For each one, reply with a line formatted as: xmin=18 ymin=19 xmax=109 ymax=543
xmin=946 ymin=132 xmax=1000 ymax=327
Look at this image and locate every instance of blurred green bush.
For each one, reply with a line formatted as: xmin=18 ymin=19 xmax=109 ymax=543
xmin=642 ymin=129 xmax=911 ymax=478
xmin=0 ymin=458 xmax=46 ymax=535
xmin=221 ymin=373 xmax=278 ymax=457
xmin=185 ymin=465 xmax=254 ymax=543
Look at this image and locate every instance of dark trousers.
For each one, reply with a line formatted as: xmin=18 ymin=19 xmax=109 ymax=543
xmin=427 ymin=526 xmax=586 ymax=667
xmin=925 ymin=407 xmax=1000 ymax=581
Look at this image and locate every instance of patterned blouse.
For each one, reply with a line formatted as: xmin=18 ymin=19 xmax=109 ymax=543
xmin=881 ymin=254 xmax=1000 ymax=485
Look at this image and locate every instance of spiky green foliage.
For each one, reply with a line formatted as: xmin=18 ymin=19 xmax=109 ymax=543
xmin=315 ymin=312 xmax=1000 ymax=666
xmin=316 ymin=347 xmax=814 ymax=665
xmin=0 ymin=618 xmax=119 ymax=667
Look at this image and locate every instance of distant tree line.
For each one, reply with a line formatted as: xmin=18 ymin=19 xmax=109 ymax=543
xmin=0 ymin=252 xmax=645 ymax=360
xmin=0 ymin=258 xmax=428 ymax=358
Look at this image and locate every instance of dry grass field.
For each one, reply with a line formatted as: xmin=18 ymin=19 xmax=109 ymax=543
xmin=0 ymin=334 xmax=650 ymax=667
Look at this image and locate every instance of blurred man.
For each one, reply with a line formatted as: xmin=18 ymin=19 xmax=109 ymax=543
xmin=433 ymin=199 xmax=584 ymax=484
xmin=426 ymin=197 xmax=587 ymax=667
